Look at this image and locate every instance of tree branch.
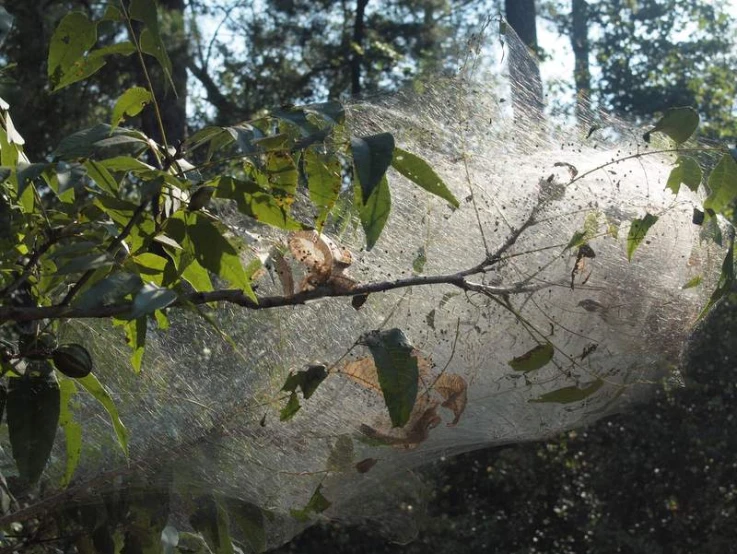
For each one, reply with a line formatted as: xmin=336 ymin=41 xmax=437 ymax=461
xmin=0 ymin=268 xmax=553 ymax=324
xmin=1 ymin=203 xmax=552 ymax=325
xmin=187 ymin=60 xmax=247 ymax=119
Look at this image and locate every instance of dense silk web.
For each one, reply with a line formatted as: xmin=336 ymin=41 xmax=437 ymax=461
xmin=11 ymin=21 xmax=720 ymax=548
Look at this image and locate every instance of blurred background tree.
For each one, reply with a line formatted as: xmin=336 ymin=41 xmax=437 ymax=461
xmin=3 ymin=0 xmax=734 ymax=154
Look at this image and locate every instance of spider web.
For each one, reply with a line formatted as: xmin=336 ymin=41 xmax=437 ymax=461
xmin=11 ymin=20 xmax=720 ymax=548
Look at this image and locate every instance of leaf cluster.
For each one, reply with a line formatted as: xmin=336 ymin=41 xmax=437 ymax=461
xmin=0 ymin=3 xmax=459 ymax=549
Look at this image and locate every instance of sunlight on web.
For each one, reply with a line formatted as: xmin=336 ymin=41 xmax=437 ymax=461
xmin=25 ymin=19 xmax=721 ymax=548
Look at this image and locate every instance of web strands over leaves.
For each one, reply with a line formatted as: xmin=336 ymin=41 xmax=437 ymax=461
xmin=13 ymin=19 xmax=716 ymax=548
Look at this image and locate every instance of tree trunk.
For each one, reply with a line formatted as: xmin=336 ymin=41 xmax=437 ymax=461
xmin=350 ymin=0 xmax=369 ymax=95
xmin=571 ymin=0 xmax=591 ymax=127
xmin=138 ymin=0 xmax=187 ymax=148
xmin=504 ymin=0 xmax=544 ymax=125
xmin=505 ymin=0 xmax=539 ymax=49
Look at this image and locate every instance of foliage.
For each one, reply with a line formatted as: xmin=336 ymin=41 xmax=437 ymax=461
xmin=0 ymin=2 xmax=467 ymax=551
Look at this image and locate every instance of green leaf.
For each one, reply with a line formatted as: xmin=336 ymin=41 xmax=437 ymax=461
xmin=703 ymin=154 xmax=737 ymax=217
xmin=392 ymin=147 xmax=459 ymax=208
xmin=129 ymin=0 xmax=160 ymax=35
xmin=252 ymin=133 xmax=290 ymax=151
xmin=626 ymin=213 xmax=658 ymax=262
xmin=188 ymin=185 xmax=215 ymax=212
xmin=51 ymin=51 xmax=106 ymax=92
xmin=508 ymin=342 xmax=554 ymax=372
xmin=93 ymin=41 xmax=137 ymax=57
xmin=133 ymin=253 xmax=170 ymax=284
xmin=304 ymin=146 xmax=342 ymax=229
xmin=529 ymin=379 xmax=604 ymax=404
xmin=181 ymin=259 xmax=213 ymax=292
xmin=643 ymin=107 xmax=700 ymax=145
xmin=16 ymin=162 xmax=49 ymax=198
xmin=111 ymin=86 xmax=153 ymax=130
xmin=56 ymin=252 xmax=114 ymax=274
xmin=48 ymin=12 xmax=98 ymax=88
xmin=363 ymin=328 xmax=418 ymax=428
xmin=49 ymin=37 xmax=135 ymax=92
xmin=188 ymin=214 xmax=256 ymax=300
xmin=6 ymin=372 xmax=60 ymax=485
xmin=226 ymin=499 xmax=266 ymax=554
xmin=697 ymin=237 xmax=734 ymax=319
xmin=84 ymin=160 xmax=119 ymax=195
xmin=102 ymin=5 xmax=124 ymax=21
xmin=190 ymin=494 xmax=234 ymax=554
xmin=131 ymin=283 xmax=178 ymax=318
xmin=682 ymin=275 xmax=702 ymax=290
xmin=186 ymin=126 xmax=229 ymax=152
xmin=264 ymin=151 xmax=298 ymax=197
xmin=566 ymin=212 xmax=600 ymax=250
xmin=99 ymin=156 xmax=154 ymax=172
xmin=290 ymin=485 xmax=331 ymax=522
xmin=59 ymin=379 xmax=82 ymax=487
xmin=359 ymin=175 xmax=391 ymax=251
xmin=139 ymin=28 xmax=174 ymax=90
xmin=74 ymin=272 xmax=143 ymax=310
xmin=566 ymin=230 xmax=587 ymax=250
xmin=123 ymin=317 xmax=147 ymax=373
xmin=213 ymin=176 xmax=306 ymax=231
xmin=282 ymin=364 xmax=328 ymax=400
xmin=78 ymin=373 xmax=129 ymax=457
xmin=280 ymin=391 xmax=301 ymax=421
xmin=54 ymin=124 xmax=148 ymax=159
xmin=129 ymin=0 xmax=174 ymax=87
xmin=666 ymin=156 xmax=702 ymax=195
xmin=351 ymin=133 xmax=395 ymax=202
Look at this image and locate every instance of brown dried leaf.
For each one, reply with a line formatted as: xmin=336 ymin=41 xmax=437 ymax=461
xmin=434 ymin=373 xmax=468 ymax=426
xmin=340 ymin=348 xmax=433 ymax=394
xmin=340 ymin=357 xmax=381 ymax=392
xmin=329 ymin=274 xmax=357 ymax=293
xmin=288 ymin=231 xmax=332 ymax=273
xmin=359 ymin=399 xmax=441 ymax=449
xmin=415 ymin=351 xmax=433 ymax=379
xmin=271 ymin=249 xmax=294 ymax=296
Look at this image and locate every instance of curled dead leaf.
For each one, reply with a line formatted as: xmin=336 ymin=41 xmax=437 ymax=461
xmin=271 ymin=249 xmax=294 ymax=296
xmin=359 ymin=403 xmax=441 ymax=449
xmin=288 ymin=231 xmax=356 ymax=292
xmin=434 ymin=373 xmax=468 ymax=426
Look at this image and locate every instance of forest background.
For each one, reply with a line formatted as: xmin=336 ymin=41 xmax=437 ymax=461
xmin=1 ymin=0 xmax=737 ymax=552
